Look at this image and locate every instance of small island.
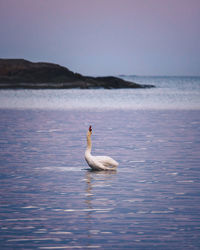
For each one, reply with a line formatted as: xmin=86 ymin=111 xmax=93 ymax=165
xmin=0 ymin=59 xmax=154 ymax=89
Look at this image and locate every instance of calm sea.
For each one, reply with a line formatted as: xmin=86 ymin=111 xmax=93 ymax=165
xmin=0 ymin=76 xmax=200 ymax=110
xmin=0 ymin=76 xmax=200 ymax=249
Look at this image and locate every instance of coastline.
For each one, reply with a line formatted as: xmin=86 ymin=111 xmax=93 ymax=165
xmin=0 ymin=59 xmax=154 ymax=89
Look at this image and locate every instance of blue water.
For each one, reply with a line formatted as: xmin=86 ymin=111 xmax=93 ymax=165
xmin=0 ymin=77 xmax=200 ymax=249
xmin=0 ymin=76 xmax=200 ymax=110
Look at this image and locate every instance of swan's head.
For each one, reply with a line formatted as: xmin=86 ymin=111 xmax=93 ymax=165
xmin=87 ymin=125 xmax=92 ymax=137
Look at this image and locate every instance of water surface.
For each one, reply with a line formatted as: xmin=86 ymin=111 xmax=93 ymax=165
xmin=0 ymin=76 xmax=200 ymax=110
xmin=0 ymin=109 xmax=200 ymax=249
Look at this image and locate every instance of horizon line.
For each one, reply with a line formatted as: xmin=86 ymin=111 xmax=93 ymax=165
xmin=1 ymin=57 xmax=199 ymax=78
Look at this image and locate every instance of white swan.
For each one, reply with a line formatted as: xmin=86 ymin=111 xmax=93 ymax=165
xmin=85 ymin=126 xmax=119 ymax=171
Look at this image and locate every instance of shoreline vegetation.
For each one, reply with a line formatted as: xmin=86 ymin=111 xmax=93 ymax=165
xmin=0 ymin=59 xmax=155 ymax=89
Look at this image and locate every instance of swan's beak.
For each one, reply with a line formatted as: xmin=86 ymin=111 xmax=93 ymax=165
xmin=89 ymin=126 xmax=92 ymax=133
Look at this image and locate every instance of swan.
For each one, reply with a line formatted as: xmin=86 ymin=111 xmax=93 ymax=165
xmin=85 ymin=126 xmax=118 ymax=171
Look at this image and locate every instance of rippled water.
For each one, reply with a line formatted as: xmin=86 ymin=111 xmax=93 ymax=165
xmin=0 ymin=76 xmax=200 ymax=110
xmin=0 ymin=109 xmax=200 ymax=249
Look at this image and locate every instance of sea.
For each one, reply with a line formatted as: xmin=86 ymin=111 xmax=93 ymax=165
xmin=0 ymin=76 xmax=200 ymax=110
xmin=0 ymin=76 xmax=200 ymax=249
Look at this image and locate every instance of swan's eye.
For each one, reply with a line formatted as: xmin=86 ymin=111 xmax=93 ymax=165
xmin=89 ymin=126 xmax=92 ymax=132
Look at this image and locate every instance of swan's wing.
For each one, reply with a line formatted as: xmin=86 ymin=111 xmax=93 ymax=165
xmin=95 ymin=156 xmax=118 ymax=168
xmin=85 ymin=154 xmax=109 ymax=171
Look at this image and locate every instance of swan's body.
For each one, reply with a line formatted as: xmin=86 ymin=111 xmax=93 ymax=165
xmin=85 ymin=126 xmax=118 ymax=171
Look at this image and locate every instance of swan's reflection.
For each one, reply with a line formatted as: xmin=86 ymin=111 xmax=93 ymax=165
xmin=85 ymin=169 xmax=117 ymax=195
xmin=85 ymin=169 xmax=117 ymax=209
xmin=84 ymin=170 xmax=116 ymax=239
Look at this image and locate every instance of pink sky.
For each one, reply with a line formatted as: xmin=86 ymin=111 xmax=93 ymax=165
xmin=0 ymin=0 xmax=200 ymax=75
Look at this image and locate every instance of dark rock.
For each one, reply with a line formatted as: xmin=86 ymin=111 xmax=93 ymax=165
xmin=0 ymin=59 xmax=155 ymax=89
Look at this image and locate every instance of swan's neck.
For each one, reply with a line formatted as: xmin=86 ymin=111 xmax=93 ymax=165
xmin=86 ymin=134 xmax=92 ymax=154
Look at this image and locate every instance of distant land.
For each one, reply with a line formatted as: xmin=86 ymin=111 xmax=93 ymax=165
xmin=0 ymin=59 xmax=154 ymax=89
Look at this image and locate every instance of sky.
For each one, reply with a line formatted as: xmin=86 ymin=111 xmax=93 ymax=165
xmin=0 ymin=0 xmax=200 ymax=76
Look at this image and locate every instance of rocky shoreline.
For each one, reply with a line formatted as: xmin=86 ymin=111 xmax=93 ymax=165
xmin=0 ymin=59 xmax=155 ymax=89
